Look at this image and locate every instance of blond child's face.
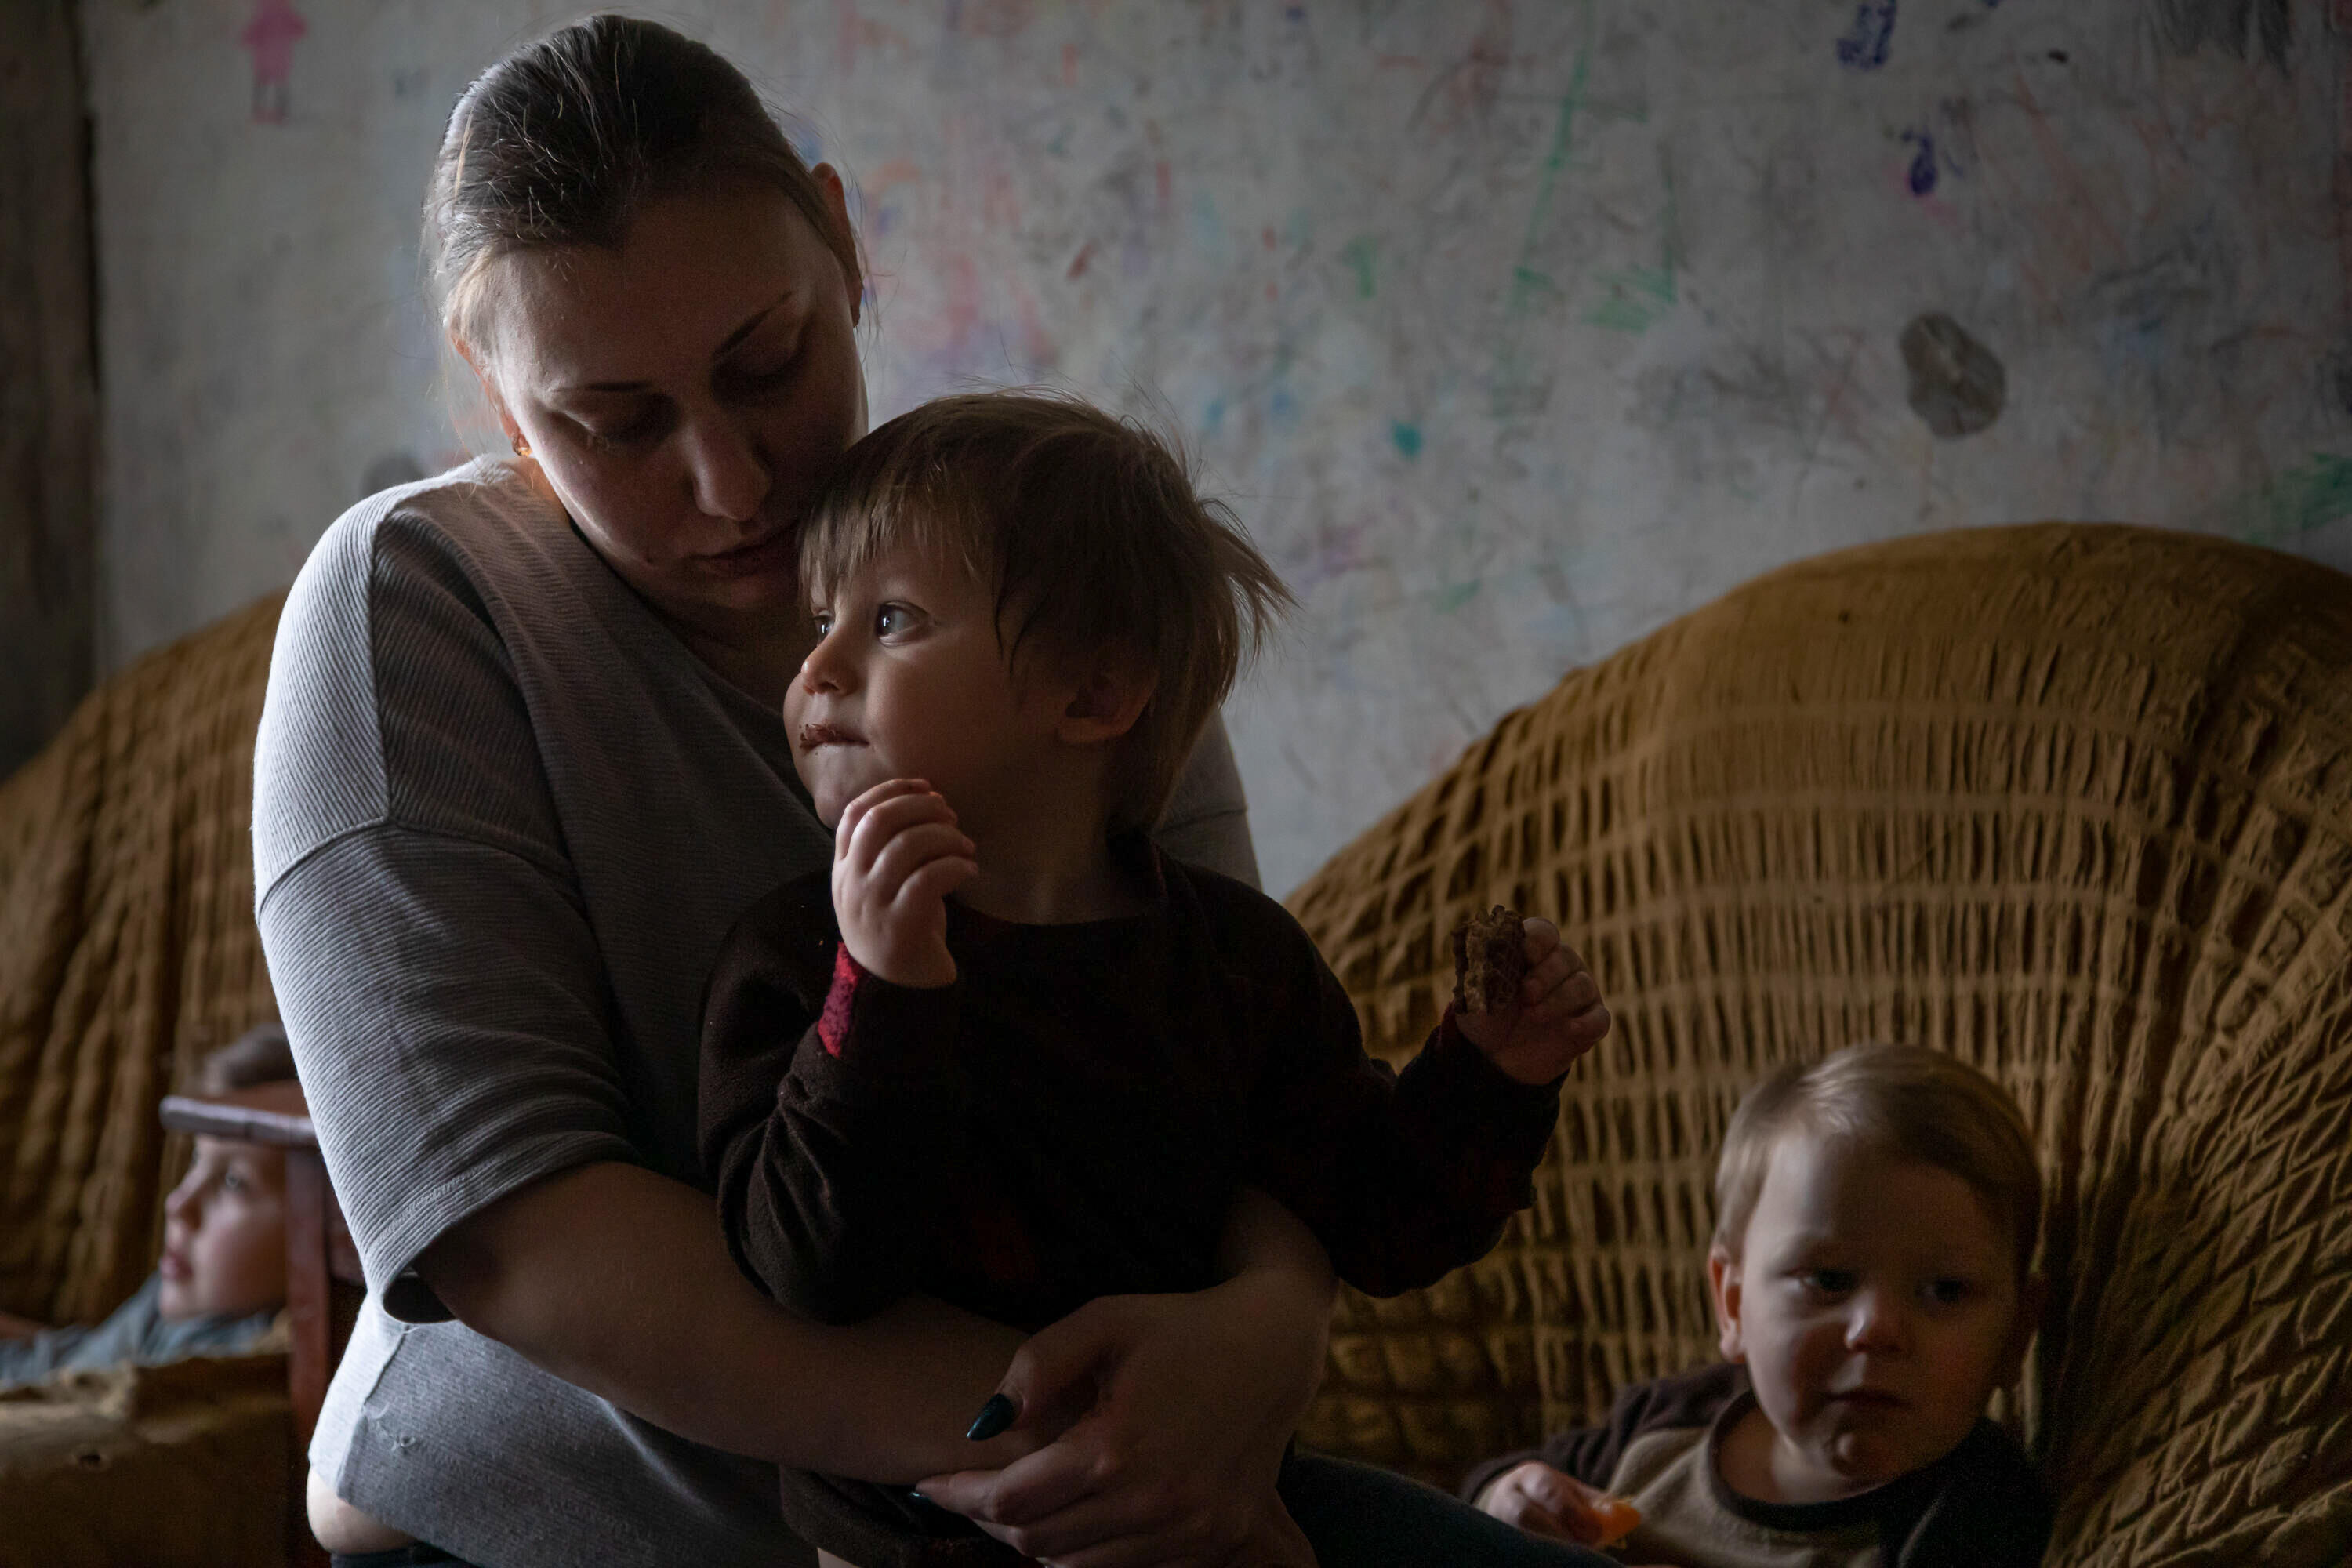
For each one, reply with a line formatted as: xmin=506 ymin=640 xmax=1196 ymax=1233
xmin=1708 ymin=1135 xmax=2034 ymax=1503
xmin=788 ymin=547 xmax=1064 ymax=831
xmin=159 ymin=1136 xmax=288 ymax=1321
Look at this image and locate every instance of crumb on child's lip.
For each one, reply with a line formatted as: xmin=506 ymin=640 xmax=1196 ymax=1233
xmin=796 ymin=722 xmax=863 ymax=749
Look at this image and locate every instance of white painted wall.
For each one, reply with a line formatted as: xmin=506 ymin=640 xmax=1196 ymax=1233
xmin=85 ymin=0 xmax=2352 ymax=894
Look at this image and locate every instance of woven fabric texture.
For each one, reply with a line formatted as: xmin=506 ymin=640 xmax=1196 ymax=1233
xmin=0 ymin=594 xmax=285 ymax=1327
xmin=1286 ymin=524 xmax=2352 ymax=1567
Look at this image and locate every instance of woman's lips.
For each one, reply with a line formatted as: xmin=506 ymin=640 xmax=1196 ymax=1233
xmin=699 ymin=528 xmax=795 ymax=579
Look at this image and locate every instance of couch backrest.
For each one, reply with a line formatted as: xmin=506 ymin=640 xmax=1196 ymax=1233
xmin=1287 ymin=524 xmax=2352 ymax=1566
xmin=0 ymin=594 xmax=285 ymax=1327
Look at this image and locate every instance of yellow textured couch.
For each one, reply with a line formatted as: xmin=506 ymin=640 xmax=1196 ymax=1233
xmin=4 ymin=525 xmax=2348 ymax=1566
xmin=0 ymin=592 xmax=289 ymax=1566
xmin=1289 ymin=523 xmax=2352 ymax=1566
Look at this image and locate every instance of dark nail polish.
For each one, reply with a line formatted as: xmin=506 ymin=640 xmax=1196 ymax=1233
xmin=966 ymin=1391 xmax=1015 ymax=1441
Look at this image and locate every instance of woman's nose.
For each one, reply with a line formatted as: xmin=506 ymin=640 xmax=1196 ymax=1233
xmin=681 ymin=414 xmax=771 ymax=523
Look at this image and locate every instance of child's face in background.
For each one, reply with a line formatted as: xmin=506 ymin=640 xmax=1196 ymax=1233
xmin=789 ymin=544 xmax=1065 ymax=832
xmin=1709 ymin=1135 xmax=2031 ymax=1502
xmin=159 ymin=1136 xmax=288 ymax=1321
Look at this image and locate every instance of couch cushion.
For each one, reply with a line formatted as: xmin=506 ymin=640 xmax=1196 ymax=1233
xmin=0 ymin=593 xmax=285 ymax=1325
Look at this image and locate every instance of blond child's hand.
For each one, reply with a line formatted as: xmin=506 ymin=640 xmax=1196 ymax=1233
xmin=1475 ymin=1460 xmax=1642 ymax=1548
xmin=1453 ymin=917 xmax=1610 ymax=1084
xmin=832 ymin=778 xmax=978 ymax=989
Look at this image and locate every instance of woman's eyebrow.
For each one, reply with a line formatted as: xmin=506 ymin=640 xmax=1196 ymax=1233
xmin=711 ymin=292 xmax=800 ymax=360
xmin=569 ymin=292 xmax=800 ymax=391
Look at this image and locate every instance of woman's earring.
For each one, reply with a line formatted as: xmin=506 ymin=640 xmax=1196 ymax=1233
xmin=510 ymin=433 xmax=532 ymax=458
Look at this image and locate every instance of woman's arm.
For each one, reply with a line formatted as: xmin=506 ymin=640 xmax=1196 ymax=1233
xmin=418 ymin=1159 xmax=1031 ymax=1480
xmin=915 ymin=1189 xmax=1334 ymax=1567
xmin=424 ymin=1166 xmax=1333 ymax=1568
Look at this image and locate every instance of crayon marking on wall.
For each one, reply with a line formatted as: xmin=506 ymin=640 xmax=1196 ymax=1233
xmin=240 ymin=0 xmax=307 ymax=124
xmin=1903 ymin=129 xmax=1938 ymax=195
xmin=1835 ymin=2 xmax=1898 ymax=71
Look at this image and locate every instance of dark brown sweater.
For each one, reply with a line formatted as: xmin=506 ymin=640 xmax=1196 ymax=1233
xmin=698 ymin=843 xmax=1566 ymax=1566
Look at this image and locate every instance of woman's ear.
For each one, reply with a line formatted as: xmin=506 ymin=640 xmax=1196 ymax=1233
xmin=451 ymin=331 xmax=528 ymax=456
xmin=1708 ymin=1243 xmax=1747 ymax=1363
xmin=811 ymin=162 xmax=863 ymax=328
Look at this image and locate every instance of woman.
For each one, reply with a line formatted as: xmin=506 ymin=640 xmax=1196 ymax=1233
xmin=256 ymin=17 xmax=1329 ymax=1566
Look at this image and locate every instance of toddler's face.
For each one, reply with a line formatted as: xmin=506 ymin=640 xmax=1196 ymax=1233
xmin=1710 ymin=1135 xmax=2031 ymax=1499
xmin=788 ymin=546 xmax=1061 ymax=829
xmin=159 ymin=1135 xmax=288 ymax=1321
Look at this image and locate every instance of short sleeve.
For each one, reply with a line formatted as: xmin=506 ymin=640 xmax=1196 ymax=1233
xmin=255 ymin=495 xmax=637 ymax=1322
xmin=260 ymin=828 xmax=640 ymax=1319
xmin=1157 ymin=713 xmax=1260 ymax=888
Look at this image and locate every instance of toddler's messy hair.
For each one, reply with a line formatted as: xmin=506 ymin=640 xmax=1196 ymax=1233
xmin=798 ymin=391 xmax=1293 ymax=832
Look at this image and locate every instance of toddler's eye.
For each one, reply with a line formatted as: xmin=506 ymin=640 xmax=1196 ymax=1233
xmin=811 ymin=611 xmax=833 ymax=637
xmin=1802 ymin=1268 xmax=1859 ymax=1295
xmin=221 ymin=1171 xmax=247 ymax=1194
xmin=874 ymin=604 xmax=917 ymax=638
xmin=1922 ymin=1276 xmax=1973 ymax=1306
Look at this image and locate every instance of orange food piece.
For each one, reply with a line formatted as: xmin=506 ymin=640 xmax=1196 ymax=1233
xmin=1588 ymin=1494 xmax=1642 ymax=1550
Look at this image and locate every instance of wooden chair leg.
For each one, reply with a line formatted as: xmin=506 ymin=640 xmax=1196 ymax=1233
xmin=284 ymin=1149 xmax=334 ymax=1567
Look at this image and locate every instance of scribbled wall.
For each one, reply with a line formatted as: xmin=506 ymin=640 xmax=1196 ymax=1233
xmin=84 ymin=0 xmax=2352 ymax=894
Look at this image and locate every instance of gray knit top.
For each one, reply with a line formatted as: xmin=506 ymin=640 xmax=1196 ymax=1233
xmin=253 ymin=459 xmax=1259 ymax=1567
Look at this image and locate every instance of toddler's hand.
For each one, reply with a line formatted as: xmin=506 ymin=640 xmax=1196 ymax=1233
xmin=1475 ymin=1460 xmax=1642 ymax=1548
xmin=833 ymin=779 xmax=978 ymax=989
xmin=1454 ymin=917 xmax=1610 ymax=1084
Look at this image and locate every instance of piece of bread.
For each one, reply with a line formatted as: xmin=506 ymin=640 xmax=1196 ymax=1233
xmin=1451 ymin=905 xmax=1527 ymax=1014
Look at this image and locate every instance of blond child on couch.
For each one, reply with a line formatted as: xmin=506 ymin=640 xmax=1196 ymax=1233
xmin=1466 ymin=1042 xmax=2053 ymax=1568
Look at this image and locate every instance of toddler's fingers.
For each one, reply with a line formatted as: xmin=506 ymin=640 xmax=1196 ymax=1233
xmin=1522 ymin=959 xmax=1601 ymax=1014
xmin=835 ymin=778 xmax=934 ymax=855
xmin=842 ymin=790 xmax=960 ymax=877
xmin=862 ymin=822 xmax=979 ymax=902
xmin=894 ymin=855 xmax=979 ymax=913
xmin=1519 ymin=1466 xmax=1636 ymax=1546
xmin=1517 ymin=916 xmax=1563 ymax=966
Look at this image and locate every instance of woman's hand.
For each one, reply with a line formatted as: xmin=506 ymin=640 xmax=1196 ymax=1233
xmin=832 ymin=779 xmax=977 ymax=988
xmin=916 ymin=1193 xmax=1334 ymax=1567
xmin=1473 ymin=1461 xmax=1642 ymax=1548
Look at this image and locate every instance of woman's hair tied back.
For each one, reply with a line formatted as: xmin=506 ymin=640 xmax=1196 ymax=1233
xmin=425 ymin=13 xmax=859 ymax=346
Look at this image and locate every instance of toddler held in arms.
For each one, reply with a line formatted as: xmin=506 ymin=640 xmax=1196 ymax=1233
xmin=1465 ymin=1043 xmax=2053 ymax=1568
xmin=698 ymin=392 xmax=1616 ymax=1567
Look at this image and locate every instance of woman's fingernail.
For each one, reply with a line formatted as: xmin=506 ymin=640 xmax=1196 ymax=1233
xmin=965 ymin=1392 xmax=1016 ymax=1441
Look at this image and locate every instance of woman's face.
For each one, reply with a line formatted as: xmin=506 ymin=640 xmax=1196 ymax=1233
xmin=474 ymin=177 xmax=868 ymax=636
